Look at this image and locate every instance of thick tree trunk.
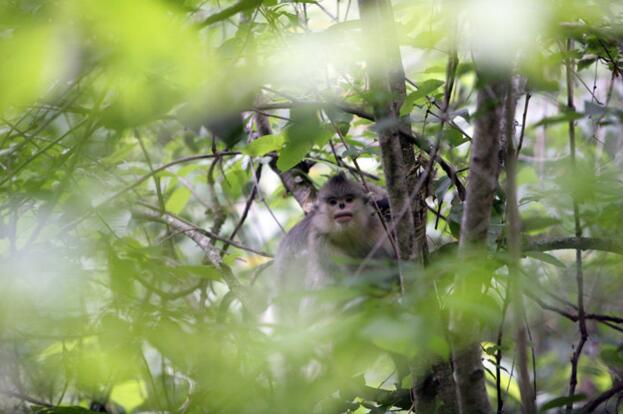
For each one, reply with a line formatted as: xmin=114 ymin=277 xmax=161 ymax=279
xmin=357 ymin=0 xmax=424 ymax=263
xmin=452 ymin=78 xmax=508 ymax=414
xmin=457 ymin=81 xmax=506 ymax=247
xmin=357 ymin=1 xmax=456 ymax=412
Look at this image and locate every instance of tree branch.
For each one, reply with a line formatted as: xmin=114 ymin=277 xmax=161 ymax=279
xmin=254 ymin=101 xmax=466 ymax=200
xmin=134 ymin=205 xmax=272 ymax=259
xmin=525 ymin=237 xmax=623 ymax=255
xmin=579 ymin=382 xmax=623 ymax=413
xmin=253 ymin=96 xmax=318 ymax=213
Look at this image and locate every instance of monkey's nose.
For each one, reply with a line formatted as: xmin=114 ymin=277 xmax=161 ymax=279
xmin=339 ymin=203 xmax=345 ymax=209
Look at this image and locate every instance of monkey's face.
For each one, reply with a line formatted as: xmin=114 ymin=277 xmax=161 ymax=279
xmin=325 ymin=194 xmax=358 ymax=224
xmin=313 ymin=194 xmax=371 ymax=235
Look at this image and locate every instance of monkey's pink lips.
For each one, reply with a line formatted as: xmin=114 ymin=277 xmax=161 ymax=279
xmin=334 ymin=212 xmax=353 ymax=223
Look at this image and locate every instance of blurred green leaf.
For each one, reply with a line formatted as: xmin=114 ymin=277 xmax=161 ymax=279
xmin=165 ymin=186 xmax=191 ymax=215
xmin=0 ymin=25 xmax=61 ymax=112
xmin=242 ymin=134 xmax=284 ymax=156
xmin=34 ymin=407 xmax=95 ymax=414
xmin=277 ymin=106 xmax=327 ymax=171
xmin=324 ymin=104 xmax=353 ymax=136
xmin=539 ymin=394 xmax=586 ymax=411
xmin=411 ymin=30 xmax=446 ymax=49
xmin=524 ymin=251 xmax=566 ymax=268
xmin=110 ymin=380 xmax=147 ymax=412
xmin=577 ymin=57 xmax=597 ymax=71
xmin=521 ymin=216 xmax=561 ymax=232
xmin=444 ymin=128 xmax=468 ymax=147
xmin=400 ymin=79 xmax=444 ymax=116
xmin=173 ymin=265 xmax=223 ymax=280
xmin=600 ymin=345 xmax=623 ymax=369
xmin=532 ymin=111 xmax=584 ymax=127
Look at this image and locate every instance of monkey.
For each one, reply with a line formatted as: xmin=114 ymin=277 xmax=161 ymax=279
xmin=273 ymin=172 xmax=396 ymax=316
xmin=266 ymin=174 xmax=398 ymax=405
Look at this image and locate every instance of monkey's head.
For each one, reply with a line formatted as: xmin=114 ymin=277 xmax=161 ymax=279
xmin=312 ymin=173 xmax=373 ymax=236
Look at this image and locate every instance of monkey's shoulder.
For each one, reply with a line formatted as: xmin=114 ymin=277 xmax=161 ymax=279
xmin=276 ymin=214 xmax=313 ymax=256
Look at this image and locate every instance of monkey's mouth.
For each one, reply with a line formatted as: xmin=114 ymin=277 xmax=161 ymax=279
xmin=334 ymin=212 xmax=353 ymax=223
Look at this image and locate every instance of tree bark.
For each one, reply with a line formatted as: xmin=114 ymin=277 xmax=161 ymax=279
xmin=452 ymin=78 xmax=508 ymax=414
xmin=357 ymin=1 xmax=456 ymax=412
xmin=357 ymin=0 xmax=424 ymax=263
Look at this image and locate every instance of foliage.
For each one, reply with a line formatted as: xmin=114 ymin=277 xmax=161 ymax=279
xmin=1 ymin=0 xmax=623 ymax=413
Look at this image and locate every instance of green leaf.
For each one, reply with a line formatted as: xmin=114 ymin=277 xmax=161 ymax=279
xmin=444 ymin=128 xmax=467 ymax=147
xmin=362 ymin=316 xmax=419 ymax=358
xmin=177 ymin=164 xmax=201 ymax=177
xmin=324 ymin=105 xmax=353 ymax=136
xmin=411 ymin=30 xmax=446 ymax=49
xmin=600 ymin=345 xmax=623 ymax=369
xmin=423 ymin=65 xmax=446 ymax=73
xmin=200 ymin=0 xmax=263 ymax=27
xmin=539 ymin=394 xmax=586 ymax=411
xmin=521 ymin=216 xmax=561 ymax=232
xmin=110 ymin=380 xmax=147 ymax=412
xmin=532 ymin=111 xmax=583 ymax=127
xmin=277 ymin=106 xmax=322 ymax=171
xmin=33 ymin=407 xmax=96 ymax=414
xmin=165 ymin=186 xmax=191 ymax=214
xmin=242 ymin=134 xmax=284 ymax=156
xmin=433 ymin=176 xmax=451 ymax=198
xmin=524 ymin=251 xmax=566 ymax=268
xmin=400 ymin=79 xmax=444 ymax=116
xmin=173 ymin=265 xmax=223 ymax=280
xmin=577 ymin=57 xmax=597 ymax=71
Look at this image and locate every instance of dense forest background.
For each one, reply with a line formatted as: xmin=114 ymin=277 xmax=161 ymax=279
xmin=1 ymin=0 xmax=623 ymax=413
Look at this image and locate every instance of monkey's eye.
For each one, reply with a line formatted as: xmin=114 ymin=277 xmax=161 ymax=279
xmin=345 ymin=195 xmax=354 ymax=203
xmin=327 ymin=198 xmax=337 ymax=206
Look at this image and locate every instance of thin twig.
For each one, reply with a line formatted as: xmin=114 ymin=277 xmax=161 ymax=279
xmin=253 ymin=100 xmax=466 ymax=200
xmin=516 ymin=92 xmax=531 ymax=157
xmin=58 ymin=152 xmax=239 ymax=233
xmin=525 ymin=236 xmax=623 ymax=255
xmin=0 ymin=388 xmax=53 ymax=407
xmin=223 ymin=163 xmax=263 ymax=253
xmin=565 ymin=39 xmax=588 ymax=413
xmin=136 ymin=129 xmax=177 ymax=258
xmin=525 ymin=292 xmax=623 ymax=333
xmin=496 ymin=282 xmax=511 ymax=414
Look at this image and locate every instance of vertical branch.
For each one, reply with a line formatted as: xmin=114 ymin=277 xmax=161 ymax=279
xmin=357 ymin=2 xmax=456 ymax=412
xmin=357 ymin=0 xmax=421 ymax=263
xmin=565 ymin=38 xmax=588 ymax=413
xmin=503 ymin=80 xmax=537 ymax=414
xmin=458 ymin=80 xmax=505 ymax=247
xmin=495 ymin=285 xmax=511 ymax=414
xmin=516 ymin=92 xmax=531 ymax=158
xmin=452 ymin=76 xmax=508 ymax=414
xmin=222 ymin=163 xmax=263 ymax=254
